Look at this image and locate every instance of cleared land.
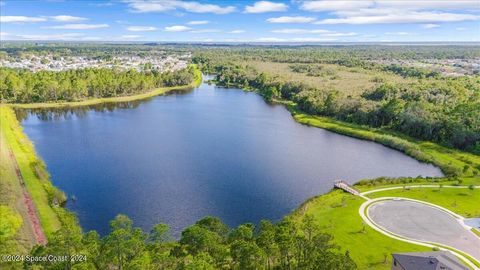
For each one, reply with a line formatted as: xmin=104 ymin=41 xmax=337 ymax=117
xmin=0 ymin=134 xmax=37 ymax=252
xmin=247 ymin=61 xmax=415 ymax=96
xmin=367 ymin=187 xmax=480 ymax=218
xmin=368 ymin=200 xmax=480 ymax=261
xmin=289 ymin=113 xmax=480 ymax=269
xmin=292 ymin=190 xmax=431 ymax=269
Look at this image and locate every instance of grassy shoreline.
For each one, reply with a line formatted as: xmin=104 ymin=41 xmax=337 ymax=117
xmin=214 ymin=80 xmax=480 ymax=269
xmin=1 ymin=70 xmax=478 ymax=269
xmin=215 ymin=80 xmax=480 ymax=178
xmin=0 ymin=66 xmax=202 ymax=255
xmin=0 ymin=106 xmax=62 ymax=238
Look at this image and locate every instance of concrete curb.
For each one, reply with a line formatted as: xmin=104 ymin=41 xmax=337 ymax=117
xmin=361 ymin=185 xmax=479 ymax=196
xmin=358 ymin=197 xmax=480 ymax=270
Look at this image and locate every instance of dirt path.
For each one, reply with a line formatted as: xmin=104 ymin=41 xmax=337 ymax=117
xmin=7 ymin=148 xmax=47 ymax=245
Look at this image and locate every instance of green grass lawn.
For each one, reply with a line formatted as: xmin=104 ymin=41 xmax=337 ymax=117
xmin=286 ymin=111 xmax=480 ymax=269
xmin=291 ymin=190 xmax=431 ymax=270
xmin=367 ymin=187 xmax=480 ymax=218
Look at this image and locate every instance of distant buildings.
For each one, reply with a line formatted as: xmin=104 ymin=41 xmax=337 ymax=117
xmin=391 ymin=251 xmax=469 ymax=270
xmin=371 ymin=58 xmax=480 ymax=76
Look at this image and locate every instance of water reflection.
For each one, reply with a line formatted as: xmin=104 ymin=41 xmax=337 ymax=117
xmin=18 ymin=81 xmax=443 ymax=236
xmin=15 ymin=88 xmax=194 ymax=122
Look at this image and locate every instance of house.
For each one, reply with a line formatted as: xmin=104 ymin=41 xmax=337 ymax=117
xmin=391 ymin=251 xmax=469 ymax=270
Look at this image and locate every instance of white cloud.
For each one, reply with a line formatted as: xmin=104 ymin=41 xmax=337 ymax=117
xmin=375 ymin=0 xmax=480 ymax=10
xmin=229 ymin=30 xmax=246 ymax=34
xmin=120 ymin=35 xmax=142 ymax=39
xmin=385 ymin=31 xmax=416 ymax=36
xmin=127 ymin=26 xmax=157 ymax=31
xmin=271 ymin=28 xmax=356 ymax=36
xmin=257 ymin=37 xmax=337 ymax=42
xmin=164 ymin=25 xmax=192 ymax=32
xmin=301 ymin=1 xmax=373 ymax=12
xmin=291 ymin=37 xmax=337 ymax=42
xmin=89 ymin=2 xmax=114 ymax=7
xmin=258 ymin=37 xmax=286 ymax=42
xmin=422 ymin=23 xmax=440 ymax=29
xmin=244 ymin=1 xmax=288 ymax=13
xmin=322 ymin=32 xmax=357 ymax=37
xmin=315 ymin=12 xmax=479 ymax=24
xmin=16 ymin=33 xmax=85 ymax=40
xmin=82 ymin=36 xmax=103 ymax=41
xmin=189 ymin=29 xmax=221 ymax=33
xmin=456 ymin=27 xmax=467 ymax=31
xmin=46 ymin=23 xmax=109 ymax=29
xmin=301 ymin=1 xmax=480 ymax=12
xmin=271 ymin=28 xmax=329 ymax=34
xmin=0 ymin=16 xmax=46 ymax=23
xmin=187 ymin=20 xmax=209 ymax=25
xmin=267 ymin=16 xmax=316 ymax=23
xmin=50 ymin=15 xmax=87 ymax=22
xmin=307 ymin=0 xmax=480 ymax=25
xmin=126 ymin=0 xmax=236 ymax=14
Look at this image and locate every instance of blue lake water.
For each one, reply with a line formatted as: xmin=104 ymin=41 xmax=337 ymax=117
xmin=18 ymin=79 xmax=443 ymax=236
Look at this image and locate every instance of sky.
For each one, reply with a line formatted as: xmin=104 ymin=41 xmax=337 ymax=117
xmin=1 ymin=0 xmax=479 ymax=43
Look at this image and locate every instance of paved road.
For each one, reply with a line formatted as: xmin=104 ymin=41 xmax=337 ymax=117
xmin=368 ymin=200 xmax=480 ymax=261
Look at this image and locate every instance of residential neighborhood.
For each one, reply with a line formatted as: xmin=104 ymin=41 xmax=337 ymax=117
xmin=0 ymin=53 xmax=190 ymax=72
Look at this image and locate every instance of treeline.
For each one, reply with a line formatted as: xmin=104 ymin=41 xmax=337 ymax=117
xmin=211 ymin=64 xmax=480 ymax=155
xmin=0 ymin=66 xmax=196 ymax=103
xmin=192 ymin=45 xmax=480 ymax=71
xmin=383 ymin=64 xmax=440 ymax=78
xmin=4 ymin=215 xmax=357 ymax=270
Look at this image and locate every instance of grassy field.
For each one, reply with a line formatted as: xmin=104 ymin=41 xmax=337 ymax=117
xmin=0 ymin=106 xmax=61 ymax=238
xmin=284 ymin=104 xmax=480 ymax=269
xmin=248 ymin=61 xmax=415 ymax=96
xmin=367 ymin=187 xmax=480 ymax=218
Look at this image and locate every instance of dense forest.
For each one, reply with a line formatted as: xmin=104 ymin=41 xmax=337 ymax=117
xmin=0 ymin=66 xmax=196 ymax=103
xmin=193 ymin=49 xmax=480 ymax=154
xmin=1 ymin=213 xmax=356 ymax=270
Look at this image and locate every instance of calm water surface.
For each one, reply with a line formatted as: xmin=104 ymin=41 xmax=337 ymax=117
xmin=19 ymin=80 xmax=443 ymax=236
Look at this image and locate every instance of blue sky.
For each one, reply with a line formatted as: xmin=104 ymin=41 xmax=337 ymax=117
xmin=1 ymin=0 xmax=479 ymax=42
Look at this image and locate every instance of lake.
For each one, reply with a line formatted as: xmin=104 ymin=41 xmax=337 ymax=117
xmin=18 ymin=79 xmax=443 ymax=236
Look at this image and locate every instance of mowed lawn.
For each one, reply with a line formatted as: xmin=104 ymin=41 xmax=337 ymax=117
xmin=292 ymin=190 xmax=430 ymax=270
xmin=367 ymin=187 xmax=480 ymax=218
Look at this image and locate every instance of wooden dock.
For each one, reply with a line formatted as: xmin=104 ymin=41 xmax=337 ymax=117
xmin=334 ymin=180 xmax=360 ymax=195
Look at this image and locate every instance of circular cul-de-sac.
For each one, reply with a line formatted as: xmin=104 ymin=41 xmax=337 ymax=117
xmin=368 ymin=200 xmax=480 ymax=261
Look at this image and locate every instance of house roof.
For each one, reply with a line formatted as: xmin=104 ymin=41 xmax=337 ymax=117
xmin=392 ymin=251 xmax=469 ymax=270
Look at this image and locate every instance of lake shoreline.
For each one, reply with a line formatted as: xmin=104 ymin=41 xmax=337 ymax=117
xmin=7 ymin=65 xmax=203 ymax=109
xmin=2 ymin=72 xmax=478 ymax=269
xmin=212 ymin=80 xmax=479 ymax=178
